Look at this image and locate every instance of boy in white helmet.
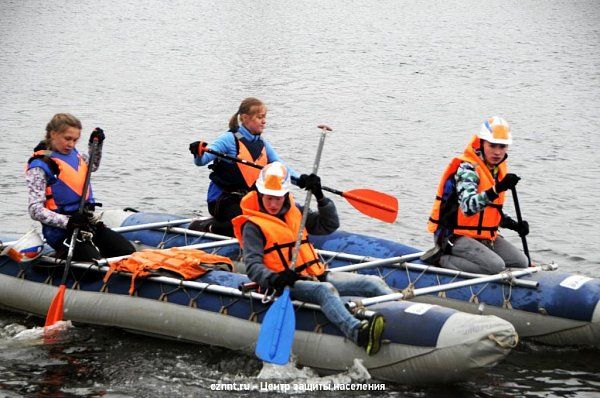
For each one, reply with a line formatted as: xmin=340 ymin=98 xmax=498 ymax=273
xmin=426 ymin=117 xmax=530 ymax=274
xmin=232 ymin=162 xmax=394 ymax=355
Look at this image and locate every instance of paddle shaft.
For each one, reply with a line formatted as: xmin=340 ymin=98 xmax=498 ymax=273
xmin=201 ymin=147 xmax=395 ymax=213
xmin=58 ymin=138 xmax=100 ymax=286
xmin=290 ymin=126 xmax=330 ymax=269
xmin=511 ymin=187 xmax=531 ymax=266
xmin=203 ymin=146 xmax=331 ymax=190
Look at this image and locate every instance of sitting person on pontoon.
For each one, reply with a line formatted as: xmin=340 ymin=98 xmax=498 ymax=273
xmin=26 ymin=113 xmax=135 ymax=261
xmin=188 ymin=97 xmax=298 ymax=236
xmin=426 ymin=116 xmax=529 ymax=274
xmin=232 ymin=162 xmax=394 ymax=355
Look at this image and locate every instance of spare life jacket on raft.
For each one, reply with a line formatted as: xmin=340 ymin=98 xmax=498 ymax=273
xmin=104 ymin=248 xmax=235 ymax=295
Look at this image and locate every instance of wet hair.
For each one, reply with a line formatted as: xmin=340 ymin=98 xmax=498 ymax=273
xmin=228 ymin=97 xmax=265 ymax=132
xmin=43 ymin=113 xmax=82 ymax=147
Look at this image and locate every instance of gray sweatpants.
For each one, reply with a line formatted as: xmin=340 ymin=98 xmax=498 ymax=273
xmin=439 ymin=235 xmax=529 ymax=274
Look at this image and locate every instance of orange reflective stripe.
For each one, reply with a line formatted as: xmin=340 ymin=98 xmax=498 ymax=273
xmin=233 ymin=191 xmax=326 ymax=277
xmin=237 ymin=142 xmax=267 ymax=187
xmin=52 ymin=156 xmax=90 ymax=199
xmin=428 ymin=135 xmax=506 ymax=241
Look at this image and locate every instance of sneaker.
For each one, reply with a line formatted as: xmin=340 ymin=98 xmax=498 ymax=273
xmin=188 ymin=218 xmax=213 ymax=232
xmin=356 ymin=313 xmax=385 ymax=355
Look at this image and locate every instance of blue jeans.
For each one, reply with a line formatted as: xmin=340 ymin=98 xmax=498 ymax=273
xmin=290 ymin=272 xmax=394 ymax=341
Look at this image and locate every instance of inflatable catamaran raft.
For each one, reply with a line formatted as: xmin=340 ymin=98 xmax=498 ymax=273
xmin=108 ymin=210 xmax=600 ymax=349
xmin=0 ymin=215 xmax=522 ymax=385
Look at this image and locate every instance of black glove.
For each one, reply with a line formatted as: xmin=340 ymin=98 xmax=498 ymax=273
xmin=66 ymin=212 xmax=94 ymax=232
xmin=501 ymin=216 xmax=529 ymax=237
xmin=189 ymin=141 xmax=208 ymax=157
xmin=297 ymin=173 xmax=324 ymax=201
xmin=517 ymin=220 xmax=530 ymax=237
xmin=89 ymin=127 xmax=105 ymax=144
xmin=486 ymin=173 xmax=520 ymax=201
xmin=271 ymin=269 xmax=300 ymax=290
xmin=495 ymin=173 xmax=520 ymax=193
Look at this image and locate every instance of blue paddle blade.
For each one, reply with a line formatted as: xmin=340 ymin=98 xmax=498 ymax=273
xmin=255 ymin=288 xmax=296 ymax=365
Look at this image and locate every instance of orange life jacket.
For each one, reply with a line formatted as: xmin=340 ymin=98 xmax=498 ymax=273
xmin=427 ymin=135 xmax=506 ymax=240
xmin=209 ymin=132 xmax=267 ymax=192
xmin=105 ymin=248 xmax=234 ymax=295
xmin=232 ymin=191 xmax=326 ymax=277
xmin=27 ymin=149 xmax=93 ymax=212
xmin=237 ymin=138 xmax=267 ymax=187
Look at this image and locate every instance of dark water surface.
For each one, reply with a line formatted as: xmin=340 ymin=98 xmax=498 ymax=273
xmin=1 ymin=0 xmax=599 ymax=396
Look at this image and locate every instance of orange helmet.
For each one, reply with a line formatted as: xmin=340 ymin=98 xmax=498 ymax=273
xmin=478 ymin=116 xmax=513 ymax=145
xmin=255 ymin=162 xmax=291 ymax=196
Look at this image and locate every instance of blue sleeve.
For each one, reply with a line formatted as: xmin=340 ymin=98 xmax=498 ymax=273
xmin=193 ymin=132 xmax=236 ymax=166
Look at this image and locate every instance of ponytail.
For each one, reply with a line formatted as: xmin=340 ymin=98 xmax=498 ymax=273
xmin=228 ymin=112 xmax=240 ymax=132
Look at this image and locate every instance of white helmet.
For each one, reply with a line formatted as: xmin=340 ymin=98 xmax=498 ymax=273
xmin=478 ymin=116 xmax=513 ymax=145
xmin=1 ymin=230 xmax=45 ymax=263
xmin=255 ymin=162 xmax=291 ymax=196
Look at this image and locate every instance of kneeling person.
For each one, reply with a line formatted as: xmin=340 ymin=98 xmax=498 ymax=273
xmin=426 ymin=116 xmax=530 ymax=274
xmin=27 ymin=113 xmax=135 ymax=261
xmin=233 ymin=162 xmax=394 ymax=355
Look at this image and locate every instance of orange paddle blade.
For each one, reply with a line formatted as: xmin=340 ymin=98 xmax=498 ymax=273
xmin=45 ymin=284 xmax=66 ymax=327
xmin=341 ymin=189 xmax=398 ymax=223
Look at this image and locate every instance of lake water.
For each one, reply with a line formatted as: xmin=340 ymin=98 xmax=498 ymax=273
xmin=1 ymin=0 xmax=599 ymax=396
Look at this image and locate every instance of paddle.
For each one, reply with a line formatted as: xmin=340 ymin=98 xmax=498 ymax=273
xmin=45 ymin=137 xmax=100 ymax=328
xmin=200 ymin=146 xmax=398 ymax=223
xmin=255 ymin=125 xmax=331 ymax=365
xmin=511 ymin=187 xmax=531 ymax=266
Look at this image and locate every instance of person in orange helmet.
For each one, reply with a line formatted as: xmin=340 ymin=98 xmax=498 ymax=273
xmin=426 ymin=117 xmax=529 ymax=274
xmin=233 ymin=162 xmax=394 ymax=355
